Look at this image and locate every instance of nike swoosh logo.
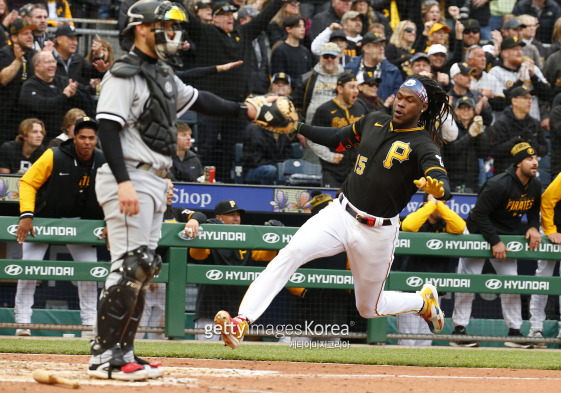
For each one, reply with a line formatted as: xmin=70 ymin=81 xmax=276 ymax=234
xmin=331 ymin=110 xmax=337 ymax=114
xmin=59 ymin=173 xmax=69 ymax=176
xmin=375 ymin=122 xmax=383 ymax=127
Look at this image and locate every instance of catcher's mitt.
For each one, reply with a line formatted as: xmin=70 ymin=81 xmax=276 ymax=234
xmin=246 ymin=95 xmax=298 ymax=134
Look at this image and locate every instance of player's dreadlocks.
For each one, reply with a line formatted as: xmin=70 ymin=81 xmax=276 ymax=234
xmin=411 ymin=73 xmax=452 ymax=148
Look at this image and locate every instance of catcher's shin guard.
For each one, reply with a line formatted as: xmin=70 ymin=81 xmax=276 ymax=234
xmin=121 ymin=282 xmax=148 ymax=352
xmin=93 ymin=247 xmax=159 ymax=353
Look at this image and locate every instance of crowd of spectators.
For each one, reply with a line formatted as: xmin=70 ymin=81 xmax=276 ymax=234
xmin=2 ymin=0 xmax=561 ymax=189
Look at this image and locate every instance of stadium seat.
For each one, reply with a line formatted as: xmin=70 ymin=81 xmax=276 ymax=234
xmin=277 ymin=159 xmax=322 ymax=187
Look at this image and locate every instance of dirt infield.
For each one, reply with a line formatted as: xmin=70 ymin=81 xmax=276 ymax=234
xmin=1 ymin=352 xmax=561 ymax=393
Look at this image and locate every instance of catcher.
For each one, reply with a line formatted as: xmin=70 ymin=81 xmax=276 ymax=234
xmin=216 ymin=74 xmax=452 ymax=349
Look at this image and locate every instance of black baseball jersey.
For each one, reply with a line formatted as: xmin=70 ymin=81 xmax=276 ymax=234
xmin=466 ymin=165 xmax=541 ymax=246
xmin=312 ymin=98 xmax=369 ymax=187
xmin=338 ymin=111 xmax=448 ymax=217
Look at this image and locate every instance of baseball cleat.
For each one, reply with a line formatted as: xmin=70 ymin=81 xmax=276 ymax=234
xmin=15 ymin=329 xmax=31 ymax=336
xmin=135 ymin=356 xmax=164 ymax=378
xmin=214 ymin=310 xmax=248 ymax=349
xmin=88 ymin=361 xmax=149 ymax=381
xmin=417 ymin=283 xmax=445 ymax=334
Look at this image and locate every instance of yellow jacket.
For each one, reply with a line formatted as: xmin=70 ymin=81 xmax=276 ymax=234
xmin=402 ymin=200 xmax=466 ymax=234
xmin=541 ymin=173 xmax=561 ymax=236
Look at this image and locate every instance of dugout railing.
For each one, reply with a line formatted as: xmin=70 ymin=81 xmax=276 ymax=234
xmin=1 ymin=216 xmax=561 ymax=346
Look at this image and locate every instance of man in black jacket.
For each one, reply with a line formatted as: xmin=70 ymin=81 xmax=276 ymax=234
xmin=308 ymin=0 xmax=353 ymax=41
xmin=14 ymin=117 xmax=105 ymax=337
xmin=0 ymin=20 xmax=37 ymax=144
xmin=451 ymin=142 xmax=542 ymax=348
xmin=184 ymin=0 xmax=286 ymax=182
xmin=491 ymin=83 xmax=548 ymax=176
xmin=53 ymin=24 xmax=109 ymax=89
xmin=19 ymin=50 xmax=96 ymax=141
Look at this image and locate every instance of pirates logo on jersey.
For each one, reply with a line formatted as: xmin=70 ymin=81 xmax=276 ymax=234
xmin=383 ymin=141 xmax=412 ymax=169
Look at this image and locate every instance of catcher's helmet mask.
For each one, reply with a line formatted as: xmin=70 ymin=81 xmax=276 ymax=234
xmin=123 ymin=0 xmax=188 ymax=64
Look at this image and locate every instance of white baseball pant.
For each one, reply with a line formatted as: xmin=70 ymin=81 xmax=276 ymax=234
xmin=238 ymin=195 xmax=424 ymax=323
xmin=452 ymin=256 xmax=522 ymax=329
xmin=14 ymin=242 xmax=98 ymax=325
xmin=529 ymin=259 xmax=561 ymax=331
xmin=95 ymin=167 xmax=167 ymax=289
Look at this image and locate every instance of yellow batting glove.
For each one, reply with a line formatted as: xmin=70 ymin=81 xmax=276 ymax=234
xmin=413 ymin=176 xmax=445 ymax=198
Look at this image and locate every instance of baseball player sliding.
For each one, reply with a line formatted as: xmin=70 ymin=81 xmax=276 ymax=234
xmin=88 ymin=0 xmax=277 ymax=381
xmin=216 ymin=74 xmax=452 ymax=349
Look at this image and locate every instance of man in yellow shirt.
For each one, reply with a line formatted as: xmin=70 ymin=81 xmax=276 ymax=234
xmin=528 ymin=172 xmax=561 ymax=346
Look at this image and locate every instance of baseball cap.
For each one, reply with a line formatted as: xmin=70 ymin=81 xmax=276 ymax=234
xmin=337 ymin=72 xmax=356 ymax=86
xmin=194 ymin=0 xmax=213 ymax=12
xmin=503 ymin=18 xmax=526 ymax=30
xmin=310 ymin=190 xmax=333 ymax=216
xmin=320 ymin=42 xmax=341 ymax=56
xmin=501 ymin=36 xmax=526 ymax=51
xmin=427 ymin=44 xmax=447 ymax=56
xmin=215 ymin=200 xmax=245 ymax=215
xmin=213 ymin=2 xmax=236 ymax=16
xmin=74 ymin=116 xmax=98 ymax=133
xmin=511 ymin=142 xmax=536 ymax=165
xmin=410 ymin=52 xmax=430 ymax=65
xmin=55 ymin=24 xmax=81 ymax=38
xmin=454 ymin=96 xmax=475 ymax=109
xmin=19 ymin=4 xmax=35 ymax=18
xmin=361 ymin=32 xmax=385 ymax=46
xmin=505 ymin=82 xmax=533 ymax=100
xmin=450 ymin=62 xmax=476 ymax=79
xmin=238 ymin=5 xmax=259 ymax=19
xmin=271 ymin=72 xmax=292 ymax=86
xmin=356 ymin=71 xmax=381 ymax=86
xmin=428 ymin=22 xmax=450 ymax=36
xmin=341 ymin=10 xmax=360 ymax=24
xmin=463 ymin=19 xmax=480 ymax=32
xmin=8 ymin=20 xmax=36 ymax=36
xmin=329 ymin=29 xmax=348 ymax=42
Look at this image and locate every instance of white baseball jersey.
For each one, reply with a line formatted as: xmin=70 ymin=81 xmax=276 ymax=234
xmin=96 ymin=71 xmax=198 ymax=170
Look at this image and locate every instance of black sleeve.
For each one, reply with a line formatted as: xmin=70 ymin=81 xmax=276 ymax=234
xmin=98 ymin=119 xmax=130 ymax=183
xmin=297 ymin=123 xmax=345 ymax=149
xmin=175 ymin=65 xmax=218 ymax=84
xmin=190 ymin=90 xmax=244 ymax=118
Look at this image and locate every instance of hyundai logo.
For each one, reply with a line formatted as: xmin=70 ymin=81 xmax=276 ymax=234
xmin=90 ymin=266 xmax=108 ymax=278
xmin=485 ymin=279 xmax=502 ymax=290
xmin=405 ymin=276 xmax=424 ymax=287
xmin=206 ymin=270 xmax=224 ymax=281
xmin=289 ymin=273 xmax=306 ymax=284
xmin=426 ymin=239 xmax=443 ymax=250
xmin=262 ymin=233 xmax=280 ymax=244
xmin=93 ymin=227 xmax=105 ymax=238
xmin=7 ymin=225 xmax=18 ymax=236
xmin=178 ymin=230 xmax=192 ymax=241
xmin=4 ymin=265 xmax=22 ymax=275
xmin=506 ymin=241 xmax=524 ymax=252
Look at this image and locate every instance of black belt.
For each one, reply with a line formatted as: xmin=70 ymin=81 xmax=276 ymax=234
xmin=343 ymin=201 xmax=392 ymax=226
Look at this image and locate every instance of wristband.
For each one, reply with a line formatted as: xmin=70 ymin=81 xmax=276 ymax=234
xmin=238 ymin=102 xmax=248 ymax=119
xmin=20 ymin=212 xmax=33 ymax=220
